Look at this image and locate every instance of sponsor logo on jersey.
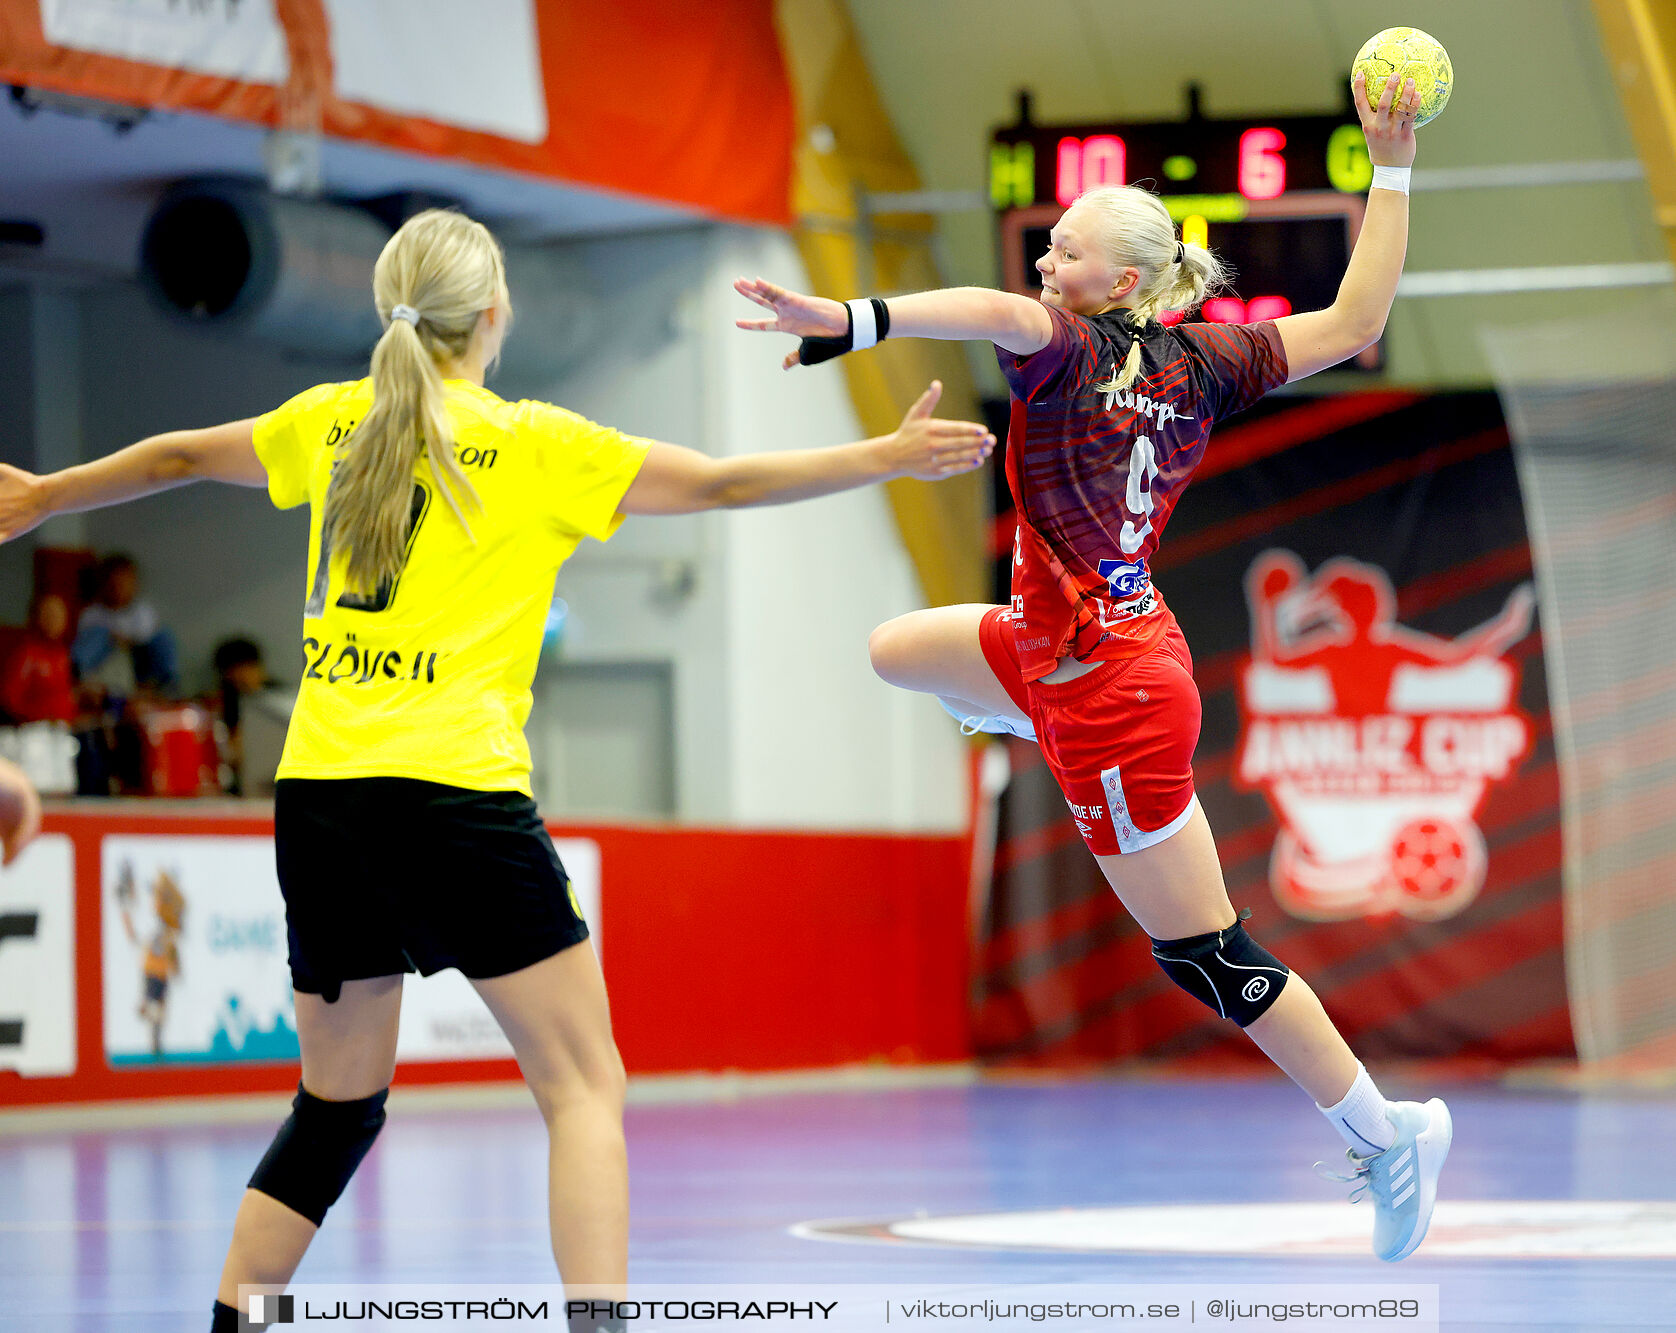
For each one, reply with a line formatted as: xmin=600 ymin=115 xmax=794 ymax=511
xmin=1098 ymin=558 xmax=1150 ymax=600
xmin=1064 ymin=800 xmax=1108 ymax=840
xmin=449 ymin=445 xmax=500 ymax=470
xmin=1092 ymin=589 xmax=1158 ymax=628
xmin=322 ymin=418 xmax=499 ymax=470
xmin=1235 ymin=550 xmax=1536 ymax=922
xmin=301 ymin=633 xmax=448 ymax=686
xmin=1098 ymin=386 xmax=1194 ymax=433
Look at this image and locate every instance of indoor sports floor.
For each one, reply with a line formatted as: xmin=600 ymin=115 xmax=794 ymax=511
xmin=3 ymin=1073 xmax=1675 ymax=1331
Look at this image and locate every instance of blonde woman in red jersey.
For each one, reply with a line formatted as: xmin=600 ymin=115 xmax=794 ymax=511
xmin=0 ymin=208 xmax=993 ymax=1330
xmin=738 ymin=74 xmax=1449 ymax=1262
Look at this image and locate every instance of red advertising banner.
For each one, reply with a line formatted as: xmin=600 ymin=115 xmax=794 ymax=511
xmin=0 ymin=0 xmax=794 ymax=225
xmin=977 ymin=391 xmax=1572 ymax=1067
xmin=1238 ymin=550 xmax=1535 ymax=924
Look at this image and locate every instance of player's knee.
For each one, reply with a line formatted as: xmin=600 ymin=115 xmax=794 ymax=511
xmin=1150 ymin=921 xmax=1289 ymax=1027
xmin=585 ymin=1044 xmax=628 ymax=1110
xmin=525 ymin=1041 xmax=627 ymax=1123
xmin=248 ymin=1083 xmax=388 ymax=1226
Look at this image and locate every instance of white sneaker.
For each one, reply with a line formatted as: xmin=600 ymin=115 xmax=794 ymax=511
xmin=938 ymin=698 xmax=1036 ymax=741
xmin=1319 ymin=1097 xmax=1452 ymax=1262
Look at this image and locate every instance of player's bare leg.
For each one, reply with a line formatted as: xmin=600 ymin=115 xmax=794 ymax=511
xmin=869 ymin=604 xmax=1031 ymax=727
xmin=1091 ymin=804 xmax=1358 ymax=1105
xmin=472 ymin=941 xmax=628 ymax=1291
xmin=217 ymin=975 xmax=404 ymax=1306
xmin=1094 ymin=802 xmax=1450 ymax=1261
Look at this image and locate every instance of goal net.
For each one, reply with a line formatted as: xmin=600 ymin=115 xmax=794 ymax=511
xmin=1485 ymin=291 xmax=1676 ymax=1070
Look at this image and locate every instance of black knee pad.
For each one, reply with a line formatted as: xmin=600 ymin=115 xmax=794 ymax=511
xmin=248 ymin=1083 xmax=388 ymax=1226
xmin=1150 ymin=921 xmax=1289 ymax=1027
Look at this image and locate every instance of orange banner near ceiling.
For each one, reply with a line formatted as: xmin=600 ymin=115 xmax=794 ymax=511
xmin=0 ymin=0 xmax=794 ymax=226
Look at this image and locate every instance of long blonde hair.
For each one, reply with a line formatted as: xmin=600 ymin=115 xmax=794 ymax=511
xmin=1075 ymin=185 xmax=1229 ymax=397
xmin=323 ymin=209 xmax=509 ymax=594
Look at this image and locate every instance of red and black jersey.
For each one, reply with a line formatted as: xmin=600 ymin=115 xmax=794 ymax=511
xmin=997 ymin=306 xmax=1288 ymax=682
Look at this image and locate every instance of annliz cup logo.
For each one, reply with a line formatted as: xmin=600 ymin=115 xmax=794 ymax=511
xmin=1236 ymin=551 xmax=1535 ymax=922
xmin=246 ymin=1293 xmax=294 ymax=1327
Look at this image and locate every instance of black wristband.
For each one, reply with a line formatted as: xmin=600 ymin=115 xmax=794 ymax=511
xmin=795 ymin=298 xmax=890 ymax=368
xmin=796 ymin=302 xmax=852 ymax=367
xmin=870 ymin=296 xmax=891 ymax=341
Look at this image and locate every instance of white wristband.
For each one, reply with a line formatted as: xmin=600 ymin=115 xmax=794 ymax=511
xmin=1370 ymin=165 xmax=1411 ymax=195
xmin=846 ymin=298 xmax=879 ymax=351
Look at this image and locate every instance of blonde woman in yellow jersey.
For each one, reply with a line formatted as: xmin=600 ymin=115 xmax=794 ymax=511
xmin=0 ymin=209 xmax=994 ymax=1328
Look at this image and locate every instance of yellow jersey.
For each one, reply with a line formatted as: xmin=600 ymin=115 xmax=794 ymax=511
xmin=252 ymin=379 xmax=650 ymax=794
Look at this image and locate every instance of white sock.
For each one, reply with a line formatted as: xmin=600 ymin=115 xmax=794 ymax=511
xmin=1318 ymin=1062 xmax=1397 ymax=1155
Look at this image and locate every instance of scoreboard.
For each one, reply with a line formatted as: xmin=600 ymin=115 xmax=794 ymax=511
xmin=991 ymin=111 xmax=1380 ymax=366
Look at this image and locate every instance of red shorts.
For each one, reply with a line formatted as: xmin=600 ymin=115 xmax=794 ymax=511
xmin=980 ymin=606 xmax=1201 ymax=856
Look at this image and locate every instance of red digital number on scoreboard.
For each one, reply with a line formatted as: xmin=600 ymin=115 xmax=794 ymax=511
xmin=1058 ymin=127 xmax=1292 ymax=204
xmin=1055 ymin=135 xmax=1128 ymax=206
xmin=1238 ymin=127 xmax=1287 ymax=200
xmin=1159 ymin=295 xmax=1292 ymax=326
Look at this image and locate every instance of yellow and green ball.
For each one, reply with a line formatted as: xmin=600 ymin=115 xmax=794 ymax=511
xmin=1353 ymin=26 xmax=1453 ymax=127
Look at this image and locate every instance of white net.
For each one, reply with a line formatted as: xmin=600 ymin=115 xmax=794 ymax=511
xmin=1484 ymin=291 xmax=1676 ymax=1069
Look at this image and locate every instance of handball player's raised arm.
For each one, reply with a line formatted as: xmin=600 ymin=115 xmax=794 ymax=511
xmin=735 ymin=72 xmax=1454 ymax=1269
xmin=736 ymin=68 xmax=1411 ymax=382
xmin=0 ymin=206 xmax=991 ymax=1330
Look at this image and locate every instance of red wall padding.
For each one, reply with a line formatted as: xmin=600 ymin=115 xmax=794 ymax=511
xmin=1 ymin=808 xmax=971 ymax=1108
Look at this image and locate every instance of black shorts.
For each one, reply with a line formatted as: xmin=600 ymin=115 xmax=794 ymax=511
xmin=274 ymin=777 xmax=589 ymax=1003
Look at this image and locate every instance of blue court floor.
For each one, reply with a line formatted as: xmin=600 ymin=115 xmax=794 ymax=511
xmin=2 ymin=1073 xmax=1673 ymax=1331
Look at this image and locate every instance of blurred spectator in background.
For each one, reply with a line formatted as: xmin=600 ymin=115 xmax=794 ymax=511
xmin=213 ymin=636 xmax=267 ymax=726
xmin=0 ymin=592 xmax=76 ymax=724
xmin=71 ymin=554 xmax=177 ymax=795
xmin=212 ymin=636 xmax=285 ymax=795
xmin=72 ymin=554 xmax=179 ymax=699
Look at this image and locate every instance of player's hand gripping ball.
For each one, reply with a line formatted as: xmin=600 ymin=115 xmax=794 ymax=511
xmin=1353 ymin=27 xmax=1452 ymax=127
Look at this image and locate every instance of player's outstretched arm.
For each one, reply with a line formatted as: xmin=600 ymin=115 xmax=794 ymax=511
xmin=0 ymin=420 xmax=266 ymax=543
xmin=0 ymin=757 xmax=41 ymax=867
xmin=620 ymin=380 xmax=994 ymax=515
xmin=1273 ymin=71 xmax=1419 ymax=382
xmin=735 ymin=278 xmax=1053 ymax=367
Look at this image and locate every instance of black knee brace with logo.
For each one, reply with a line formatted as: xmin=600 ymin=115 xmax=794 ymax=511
xmin=1150 ymin=920 xmax=1290 ymax=1027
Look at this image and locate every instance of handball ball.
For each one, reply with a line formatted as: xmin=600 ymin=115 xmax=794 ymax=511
xmin=1353 ymin=26 xmax=1453 ymax=127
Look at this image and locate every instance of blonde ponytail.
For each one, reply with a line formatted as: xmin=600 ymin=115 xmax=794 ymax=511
xmin=324 ymin=209 xmax=509 ymax=595
xmin=1107 ymin=336 xmax=1147 ymax=401
xmin=1075 ymin=185 xmax=1231 ymax=397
